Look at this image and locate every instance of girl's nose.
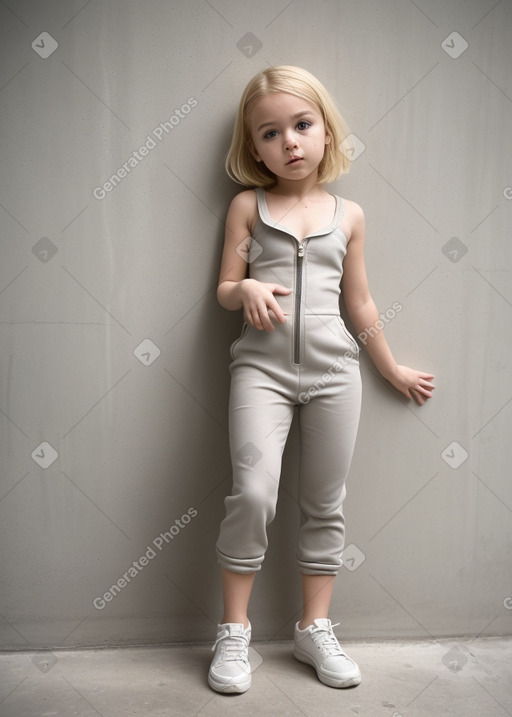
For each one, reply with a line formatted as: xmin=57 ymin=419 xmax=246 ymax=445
xmin=284 ymin=130 xmax=299 ymax=151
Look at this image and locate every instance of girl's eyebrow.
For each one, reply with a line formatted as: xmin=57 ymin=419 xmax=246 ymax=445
xmin=257 ymin=110 xmax=315 ymax=132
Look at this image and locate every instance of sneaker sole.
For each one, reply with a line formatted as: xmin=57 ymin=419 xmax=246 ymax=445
xmin=293 ymin=647 xmax=361 ymax=688
xmin=208 ymin=673 xmax=251 ymax=694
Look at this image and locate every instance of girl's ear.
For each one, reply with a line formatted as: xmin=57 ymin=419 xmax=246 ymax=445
xmin=325 ymin=134 xmax=332 ymax=145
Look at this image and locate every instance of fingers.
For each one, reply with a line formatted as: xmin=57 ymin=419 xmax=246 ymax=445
xmin=395 ymin=368 xmax=435 ymax=405
xmin=262 ymin=285 xmax=291 ymax=327
xmin=418 ymin=377 xmax=435 ymax=396
xmin=243 ymin=283 xmax=291 ymax=331
xmin=416 ymin=380 xmax=435 ymax=394
xmin=269 ymin=303 xmax=287 ymax=325
xmin=245 ymin=304 xmax=274 ymax=332
xmin=410 ymin=377 xmax=435 ymax=405
xmin=271 ymin=284 xmax=293 ymax=295
xmin=410 ymin=389 xmax=426 ymax=406
xmin=245 ymin=299 xmax=286 ymax=332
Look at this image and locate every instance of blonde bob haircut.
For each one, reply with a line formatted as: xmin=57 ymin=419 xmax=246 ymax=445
xmin=225 ymin=65 xmax=351 ymax=188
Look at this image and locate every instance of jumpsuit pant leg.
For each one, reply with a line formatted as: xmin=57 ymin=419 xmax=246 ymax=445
xmin=216 ymin=364 xmax=295 ymax=573
xmin=296 ymin=359 xmax=362 ymax=575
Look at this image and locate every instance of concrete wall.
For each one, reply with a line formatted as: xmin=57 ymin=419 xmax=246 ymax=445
xmin=1 ymin=0 xmax=511 ymax=648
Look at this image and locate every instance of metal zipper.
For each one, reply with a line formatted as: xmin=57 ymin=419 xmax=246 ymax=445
xmin=294 ymin=241 xmax=306 ymax=364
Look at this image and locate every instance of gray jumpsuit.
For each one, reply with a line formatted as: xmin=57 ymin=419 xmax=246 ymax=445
xmin=216 ymin=188 xmax=362 ymax=576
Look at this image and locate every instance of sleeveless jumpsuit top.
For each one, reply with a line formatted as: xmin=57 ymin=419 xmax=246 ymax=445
xmin=229 ymin=188 xmax=359 ymax=397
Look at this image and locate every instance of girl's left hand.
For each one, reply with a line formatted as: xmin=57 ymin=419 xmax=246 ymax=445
xmin=387 ymin=365 xmax=435 ymax=406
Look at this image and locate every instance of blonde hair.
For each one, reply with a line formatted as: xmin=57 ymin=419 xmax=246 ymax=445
xmin=225 ymin=65 xmax=351 ymax=188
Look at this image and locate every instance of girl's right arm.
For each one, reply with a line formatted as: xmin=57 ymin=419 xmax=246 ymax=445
xmin=217 ymin=191 xmax=291 ymax=332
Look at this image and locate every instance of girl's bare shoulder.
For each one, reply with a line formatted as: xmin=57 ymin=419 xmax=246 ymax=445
xmin=228 ymin=188 xmax=258 ymax=211
xmin=227 ymin=189 xmax=259 ymax=233
xmin=343 ymin=198 xmax=365 ymax=220
xmin=340 ymin=198 xmax=365 ymax=242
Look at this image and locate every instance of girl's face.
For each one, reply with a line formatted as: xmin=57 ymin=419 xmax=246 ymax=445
xmin=248 ymin=92 xmax=331 ymax=184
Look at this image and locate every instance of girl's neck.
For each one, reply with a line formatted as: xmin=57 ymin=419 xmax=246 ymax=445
xmin=267 ymin=172 xmax=326 ymax=201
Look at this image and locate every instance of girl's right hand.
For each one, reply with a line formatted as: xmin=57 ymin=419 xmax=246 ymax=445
xmin=238 ymin=279 xmax=292 ymax=332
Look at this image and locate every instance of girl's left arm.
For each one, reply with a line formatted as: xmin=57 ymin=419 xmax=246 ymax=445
xmin=341 ymin=202 xmax=435 ymax=406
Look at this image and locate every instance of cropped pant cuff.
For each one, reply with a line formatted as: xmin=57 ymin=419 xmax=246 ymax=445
xmin=298 ymin=559 xmax=341 ymax=576
xmin=216 ymin=547 xmax=263 ymax=574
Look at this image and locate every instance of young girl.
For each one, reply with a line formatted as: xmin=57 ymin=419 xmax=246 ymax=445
xmin=209 ymin=66 xmax=434 ymax=694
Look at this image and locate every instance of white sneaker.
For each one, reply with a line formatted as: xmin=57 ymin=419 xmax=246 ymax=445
xmin=208 ymin=622 xmax=252 ymax=693
xmin=294 ymin=618 xmax=361 ymax=688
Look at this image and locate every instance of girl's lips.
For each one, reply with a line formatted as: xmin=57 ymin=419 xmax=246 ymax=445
xmin=286 ymin=157 xmax=303 ymax=165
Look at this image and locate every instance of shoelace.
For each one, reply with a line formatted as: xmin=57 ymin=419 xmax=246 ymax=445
xmin=310 ymin=622 xmax=346 ymax=656
xmin=211 ymin=630 xmax=249 ymax=663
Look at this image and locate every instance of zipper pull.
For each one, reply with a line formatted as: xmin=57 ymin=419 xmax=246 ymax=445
xmin=298 ymin=242 xmax=305 ymax=257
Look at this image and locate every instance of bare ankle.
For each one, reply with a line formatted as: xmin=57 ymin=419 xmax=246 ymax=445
xmin=221 ymin=616 xmax=250 ymax=629
xmin=299 ymin=616 xmax=327 ymax=630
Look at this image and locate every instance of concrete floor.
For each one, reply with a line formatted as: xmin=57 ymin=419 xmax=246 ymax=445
xmin=0 ymin=637 xmax=511 ymax=717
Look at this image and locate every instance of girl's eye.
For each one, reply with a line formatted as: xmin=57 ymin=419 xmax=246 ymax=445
xmin=262 ymin=121 xmax=311 ymax=139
